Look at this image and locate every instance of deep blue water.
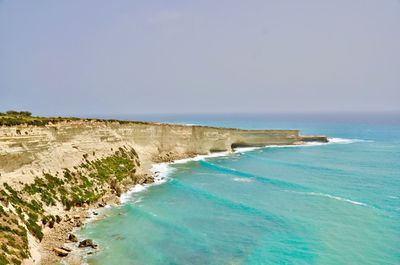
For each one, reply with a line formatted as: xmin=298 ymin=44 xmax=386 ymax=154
xmin=79 ymin=114 xmax=400 ymax=265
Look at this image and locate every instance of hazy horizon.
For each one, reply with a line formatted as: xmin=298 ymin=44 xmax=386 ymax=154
xmin=1 ymin=0 xmax=399 ymax=116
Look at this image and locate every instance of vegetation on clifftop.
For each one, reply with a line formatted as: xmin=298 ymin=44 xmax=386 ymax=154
xmin=0 ymin=110 xmax=150 ymax=127
xmin=0 ymin=146 xmax=141 ymax=264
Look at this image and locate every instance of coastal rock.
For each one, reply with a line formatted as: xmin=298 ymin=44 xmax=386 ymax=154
xmin=109 ymin=178 xmax=122 ymax=196
xmin=75 ymin=220 xmax=83 ymax=227
xmin=54 ymin=247 xmax=69 ymax=257
xmin=68 ymin=233 xmax=78 ymax=242
xmin=145 ymin=175 xmax=155 ymax=184
xmin=78 ymin=239 xmax=98 ymax=249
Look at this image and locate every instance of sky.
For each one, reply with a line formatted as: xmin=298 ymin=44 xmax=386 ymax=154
xmin=0 ymin=0 xmax=399 ymax=116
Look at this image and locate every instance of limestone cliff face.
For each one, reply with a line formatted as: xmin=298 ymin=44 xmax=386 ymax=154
xmin=0 ymin=121 xmax=326 ymax=186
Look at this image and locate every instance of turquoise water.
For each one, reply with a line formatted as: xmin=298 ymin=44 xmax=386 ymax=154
xmin=79 ymin=115 xmax=400 ymax=265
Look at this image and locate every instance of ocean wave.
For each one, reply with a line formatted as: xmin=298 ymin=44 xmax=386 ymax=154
xmin=264 ymin=137 xmax=372 ymax=149
xmin=120 ymin=137 xmax=371 ymax=203
xmin=200 ymin=160 xmax=307 ymax=191
xmin=328 ymin=137 xmax=372 ymax=144
xmin=120 ymin=163 xmax=174 ymax=203
xmin=120 ymin=184 xmax=148 ymax=203
xmin=233 ymin=177 xmax=253 ymax=183
xmin=234 ymin=147 xmax=262 ymax=153
xmin=173 ymin=151 xmax=231 ymax=164
xmin=288 ymin=190 xmax=368 ymax=206
xmin=171 ymin=180 xmax=285 ymax=225
xmin=120 ymin=151 xmax=233 ymax=203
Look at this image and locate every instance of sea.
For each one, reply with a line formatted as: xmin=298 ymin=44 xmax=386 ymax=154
xmin=78 ymin=113 xmax=400 ymax=265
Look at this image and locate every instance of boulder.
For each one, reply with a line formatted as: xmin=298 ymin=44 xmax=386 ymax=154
xmin=75 ymin=220 xmax=83 ymax=227
xmin=54 ymin=247 xmax=69 ymax=257
xmin=145 ymin=176 xmax=155 ymax=184
xmin=78 ymin=239 xmax=98 ymax=249
xmin=68 ymin=234 xmax=78 ymax=242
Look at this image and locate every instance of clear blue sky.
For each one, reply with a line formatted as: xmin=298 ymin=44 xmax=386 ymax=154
xmin=0 ymin=0 xmax=399 ymax=116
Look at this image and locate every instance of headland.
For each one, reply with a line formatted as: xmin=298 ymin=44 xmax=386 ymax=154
xmin=0 ymin=113 xmax=327 ymax=264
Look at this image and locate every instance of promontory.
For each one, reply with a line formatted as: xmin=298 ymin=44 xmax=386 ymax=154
xmin=0 ymin=114 xmax=327 ymax=265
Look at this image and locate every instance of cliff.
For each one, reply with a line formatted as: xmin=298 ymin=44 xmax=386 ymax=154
xmin=0 ymin=120 xmax=327 ymax=264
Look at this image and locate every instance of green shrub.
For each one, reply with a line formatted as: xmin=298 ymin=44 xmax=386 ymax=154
xmin=0 ymin=254 xmax=9 ymax=264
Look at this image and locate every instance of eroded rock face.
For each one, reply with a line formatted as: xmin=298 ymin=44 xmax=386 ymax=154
xmin=0 ymin=122 xmax=311 ymax=189
xmin=134 ymin=174 xmax=154 ymax=185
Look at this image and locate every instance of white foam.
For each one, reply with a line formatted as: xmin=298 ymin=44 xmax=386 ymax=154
xmin=264 ymin=143 xmax=321 ymax=148
xmin=120 ymin=137 xmax=372 ymax=203
xmin=264 ymin=137 xmax=372 ymax=149
xmin=288 ymin=190 xmax=367 ymax=206
xmin=152 ymin=162 xmax=175 ymax=181
xmin=233 ymin=177 xmax=253 ymax=183
xmin=328 ymin=137 xmax=371 ymax=144
xmin=234 ymin=147 xmax=261 ymax=153
xmin=310 ymin=192 xmax=367 ymax=206
xmin=173 ymin=151 xmax=231 ymax=164
xmin=121 ymin=151 xmax=233 ymax=203
xmin=120 ymin=184 xmax=147 ymax=203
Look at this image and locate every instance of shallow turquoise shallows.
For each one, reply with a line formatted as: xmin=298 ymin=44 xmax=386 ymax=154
xmin=79 ymin=115 xmax=400 ymax=265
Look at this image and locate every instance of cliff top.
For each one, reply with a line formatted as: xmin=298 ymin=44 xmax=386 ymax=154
xmin=0 ymin=112 xmax=299 ymax=133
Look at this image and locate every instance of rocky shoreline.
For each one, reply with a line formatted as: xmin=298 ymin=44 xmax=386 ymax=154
xmin=44 ymin=153 xmax=198 ymax=264
xmin=0 ymin=119 xmax=327 ymax=264
xmin=38 ymin=172 xmax=156 ymax=265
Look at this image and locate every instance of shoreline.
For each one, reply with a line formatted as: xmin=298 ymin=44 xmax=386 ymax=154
xmin=0 ymin=119 xmax=329 ymax=264
xmin=63 ymin=138 xmax=359 ymax=265
xmin=50 ymin=150 xmax=251 ymax=264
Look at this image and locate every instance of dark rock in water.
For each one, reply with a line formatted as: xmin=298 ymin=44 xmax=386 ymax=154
xmin=79 ymin=239 xmax=98 ymax=249
xmin=145 ymin=175 xmax=155 ymax=184
xmin=98 ymin=202 xmax=106 ymax=207
xmin=93 ymin=211 xmax=99 ymax=215
xmin=78 ymin=239 xmax=93 ymax=247
xmin=54 ymin=247 xmax=69 ymax=257
xmin=69 ymin=233 xmax=78 ymax=242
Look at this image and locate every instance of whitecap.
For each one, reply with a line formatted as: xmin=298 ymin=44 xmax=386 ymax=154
xmin=264 ymin=137 xmax=372 ymax=149
xmin=233 ymin=177 xmax=253 ymax=183
xmin=287 ymin=190 xmax=368 ymax=206
xmin=120 ymin=184 xmax=147 ymax=203
xmin=173 ymin=151 xmax=231 ymax=164
xmin=121 ymin=137 xmax=372 ymax=203
xmin=234 ymin=147 xmax=261 ymax=153
xmin=328 ymin=137 xmax=372 ymax=144
xmin=121 ymin=151 xmax=233 ymax=203
xmin=152 ymin=162 xmax=175 ymax=181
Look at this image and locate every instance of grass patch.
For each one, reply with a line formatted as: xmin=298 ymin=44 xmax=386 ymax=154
xmin=0 ymin=112 xmax=150 ymax=127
